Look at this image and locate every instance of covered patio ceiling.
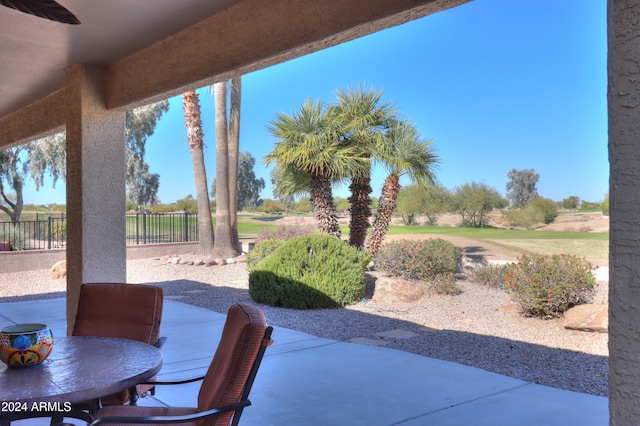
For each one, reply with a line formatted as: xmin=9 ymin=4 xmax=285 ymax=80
xmin=0 ymin=0 xmax=239 ymax=118
xmin=0 ymin=0 xmax=469 ymax=147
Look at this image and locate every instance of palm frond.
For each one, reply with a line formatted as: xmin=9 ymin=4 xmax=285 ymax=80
xmin=378 ymin=120 xmax=440 ymax=186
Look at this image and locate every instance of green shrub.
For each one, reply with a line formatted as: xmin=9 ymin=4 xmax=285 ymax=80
xmin=470 ymin=262 xmax=508 ymax=288
xmin=505 ymin=254 xmax=596 ymax=318
xmin=376 ymin=239 xmax=461 ymax=281
xmin=248 ymin=235 xmax=371 ymax=309
xmin=502 ymin=205 xmax=544 ymax=230
xmin=531 ymin=197 xmax=559 ymax=224
xmin=245 ymin=239 xmax=285 ymax=270
xmin=430 ymin=272 xmax=462 ymax=295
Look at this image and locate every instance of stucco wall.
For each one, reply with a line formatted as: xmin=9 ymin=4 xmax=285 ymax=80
xmin=0 ymin=242 xmax=200 ymax=274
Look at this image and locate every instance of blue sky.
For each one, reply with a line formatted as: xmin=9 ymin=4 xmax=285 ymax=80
xmin=23 ymin=0 xmax=608 ymax=206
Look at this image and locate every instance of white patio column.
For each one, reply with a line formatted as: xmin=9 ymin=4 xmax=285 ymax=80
xmin=65 ymin=65 xmax=126 ymax=334
xmin=609 ymin=0 xmax=640 ymax=423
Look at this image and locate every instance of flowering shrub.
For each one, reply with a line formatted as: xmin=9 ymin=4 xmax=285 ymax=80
xmin=430 ymin=272 xmax=462 ymax=295
xmin=256 ymin=219 xmax=315 ymax=243
xmin=505 ymin=254 xmax=596 ymax=318
xmin=376 ymin=239 xmax=461 ymax=281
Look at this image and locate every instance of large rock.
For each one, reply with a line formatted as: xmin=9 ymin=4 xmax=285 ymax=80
xmin=459 ymin=255 xmax=485 ymax=275
xmin=51 ymin=260 xmax=67 ymax=279
xmin=563 ymin=303 xmax=608 ymax=333
xmin=372 ymin=276 xmax=426 ymax=305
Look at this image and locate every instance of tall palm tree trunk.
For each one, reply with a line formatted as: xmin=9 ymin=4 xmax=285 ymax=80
xmin=348 ymin=174 xmax=372 ymax=249
xmin=182 ymin=91 xmax=214 ymax=255
xmin=365 ymin=173 xmax=400 ymax=255
xmin=213 ymin=82 xmax=237 ymax=257
xmin=309 ymin=173 xmax=341 ymax=238
xmin=228 ymin=77 xmax=241 ymax=253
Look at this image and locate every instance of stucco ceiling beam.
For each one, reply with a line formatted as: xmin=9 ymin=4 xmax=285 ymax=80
xmin=0 ymin=89 xmax=66 ymax=148
xmin=107 ymin=0 xmax=469 ymax=110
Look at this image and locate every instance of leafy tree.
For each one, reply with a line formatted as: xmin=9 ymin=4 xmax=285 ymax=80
xmin=295 ymin=197 xmax=312 ymax=213
xmin=601 ymin=193 xmax=609 ymax=214
xmin=562 ymin=195 xmax=581 ymax=215
xmin=211 ymin=151 xmax=264 ymax=211
xmin=126 ymin=101 xmax=169 ymax=166
xmin=334 ymin=196 xmax=351 ymax=212
xmin=182 ymin=90 xmax=214 ymax=254
xmin=0 ymin=101 xmax=168 ymax=224
xmin=125 ymin=101 xmax=169 ymax=204
xmin=0 ymin=132 xmax=65 ymax=224
xmin=531 ymin=197 xmax=558 ymax=224
xmin=175 ymin=195 xmax=198 ymax=212
xmin=506 ymin=168 xmax=540 ymax=207
xmin=580 ymin=200 xmax=601 ymax=210
xmin=365 ymin=121 xmax=439 ymax=254
xmin=260 ymin=199 xmax=286 ymax=213
xmin=452 ymin=182 xmax=507 ymax=228
xmin=127 ymin=159 xmax=160 ymax=208
xmin=396 ymin=183 xmax=451 ymax=226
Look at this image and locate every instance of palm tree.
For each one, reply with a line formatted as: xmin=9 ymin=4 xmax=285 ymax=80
xmin=212 ymin=81 xmax=237 ymax=257
xmin=265 ymin=99 xmax=367 ymax=237
xmin=331 ymin=86 xmax=396 ymax=249
xmin=208 ymin=77 xmax=242 ymax=257
xmin=182 ymin=90 xmax=214 ymax=254
xmin=228 ymin=77 xmax=242 ymax=253
xmin=365 ymin=121 xmax=439 ymax=255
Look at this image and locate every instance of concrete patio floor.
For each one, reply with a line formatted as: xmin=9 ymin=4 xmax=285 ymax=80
xmin=1 ymin=298 xmax=608 ymax=425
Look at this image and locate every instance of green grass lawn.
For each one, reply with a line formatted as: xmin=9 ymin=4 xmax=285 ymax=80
xmin=337 ymin=224 xmax=609 ymax=263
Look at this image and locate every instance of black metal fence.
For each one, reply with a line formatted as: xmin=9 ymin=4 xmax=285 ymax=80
xmin=0 ymin=213 xmax=67 ymax=251
xmin=0 ymin=212 xmax=199 ymax=251
xmin=125 ymin=212 xmax=198 ymax=245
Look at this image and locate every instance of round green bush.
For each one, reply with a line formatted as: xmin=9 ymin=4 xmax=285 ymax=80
xmin=248 ymin=235 xmax=371 ymax=309
xmin=245 ymin=238 xmax=285 ymax=270
xmin=505 ymin=253 xmax=596 ymax=318
xmin=375 ymin=238 xmax=461 ymax=281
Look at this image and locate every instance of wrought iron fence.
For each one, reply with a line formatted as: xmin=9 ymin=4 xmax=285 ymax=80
xmin=0 ymin=213 xmax=67 ymax=251
xmin=0 ymin=212 xmax=199 ymax=251
xmin=125 ymin=212 xmax=198 ymax=245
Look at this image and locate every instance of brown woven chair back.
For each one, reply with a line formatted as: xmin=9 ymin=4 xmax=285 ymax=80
xmin=73 ymin=283 xmax=163 ymax=345
xmin=197 ymin=303 xmax=268 ymax=425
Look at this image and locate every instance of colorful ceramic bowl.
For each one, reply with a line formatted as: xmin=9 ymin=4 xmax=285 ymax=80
xmin=0 ymin=324 xmax=54 ymax=367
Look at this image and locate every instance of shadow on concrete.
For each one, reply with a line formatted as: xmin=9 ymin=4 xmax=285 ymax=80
xmin=0 ymin=278 xmax=608 ymax=398
xmin=147 ymin=278 xmax=608 ymax=398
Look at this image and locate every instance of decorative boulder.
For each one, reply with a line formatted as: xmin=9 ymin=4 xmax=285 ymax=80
xmin=372 ymin=276 xmax=426 ymax=305
xmin=563 ymin=303 xmax=608 ymax=333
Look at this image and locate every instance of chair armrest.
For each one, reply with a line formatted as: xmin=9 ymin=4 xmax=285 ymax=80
xmin=153 ymin=336 xmax=168 ymax=349
xmin=139 ymin=375 xmax=205 ymax=386
xmin=89 ymin=400 xmax=251 ymax=425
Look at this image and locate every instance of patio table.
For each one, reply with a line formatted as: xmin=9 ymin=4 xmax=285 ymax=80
xmin=0 ymin=336 xmax=162 ymax=424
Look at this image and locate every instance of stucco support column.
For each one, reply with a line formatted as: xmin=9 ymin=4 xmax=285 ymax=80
xmin=65 ymin=65 xmax=126 ymax=334
xmin=609 ymin=1 xmax=640 ymax=423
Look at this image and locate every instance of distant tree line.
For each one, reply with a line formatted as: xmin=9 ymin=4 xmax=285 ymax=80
xmin=389 ymin=168 xmax=608 ymax=229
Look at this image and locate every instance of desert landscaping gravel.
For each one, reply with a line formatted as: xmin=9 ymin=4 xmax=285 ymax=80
xmin=0 ymin=255 xmax=609 ymax=397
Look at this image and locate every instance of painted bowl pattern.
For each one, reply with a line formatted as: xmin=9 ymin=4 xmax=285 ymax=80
xmin=0 ymin=324 xmax=54 ymax=367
